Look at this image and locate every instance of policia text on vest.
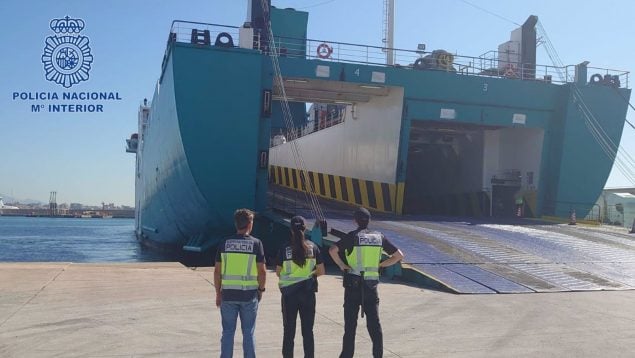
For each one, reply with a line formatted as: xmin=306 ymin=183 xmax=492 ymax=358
xmin=329 ymin=207 xmax=405 ymax=358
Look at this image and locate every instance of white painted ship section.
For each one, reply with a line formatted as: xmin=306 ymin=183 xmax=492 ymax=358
xmin=482 ymin=127 xmax=544 ymax=190
xmin=270 ymin=87 xmax=404 ymax=184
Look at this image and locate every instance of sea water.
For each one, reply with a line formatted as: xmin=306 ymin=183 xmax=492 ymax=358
xmin=0 ymin=216 xmax=165 ymax=262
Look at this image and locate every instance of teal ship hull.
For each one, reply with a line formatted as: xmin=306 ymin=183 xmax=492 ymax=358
xmin=130 ymin=5 xmax=630 ymax=251
xmin=132 ymin=42 xmax=271 ymax=250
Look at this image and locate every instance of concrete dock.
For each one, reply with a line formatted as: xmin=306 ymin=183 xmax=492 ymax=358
xmin=1 ymin=262 xmax=635 ymax=357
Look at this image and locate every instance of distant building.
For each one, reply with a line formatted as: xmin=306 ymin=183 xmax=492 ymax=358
xmin=102 ymin=202 xmax=116 ymax=210
xmin=70 ymin=203 xmax=83 ymax=210
xmin=596 ymin=188 xmax=635 ymax=228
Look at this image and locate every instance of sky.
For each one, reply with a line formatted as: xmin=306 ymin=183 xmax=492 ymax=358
xmin=1 ymin=0 xmax=634 ymax=206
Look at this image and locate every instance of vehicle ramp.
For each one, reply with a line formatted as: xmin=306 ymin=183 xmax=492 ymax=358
xmin=268 ymin=189 xmax=635 ymax=294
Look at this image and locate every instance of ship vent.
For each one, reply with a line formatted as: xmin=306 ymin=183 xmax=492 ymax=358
xmin=190 ymin=29 xmax=211 ymax=46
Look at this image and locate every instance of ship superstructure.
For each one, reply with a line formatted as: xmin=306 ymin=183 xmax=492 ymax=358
xmin=128 ymin=1 xmax=630 ymax=251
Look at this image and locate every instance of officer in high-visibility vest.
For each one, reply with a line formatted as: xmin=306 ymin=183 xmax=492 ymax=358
xmin=329 ymin=207 xmax=404 ymax=358
xmin=276 ymin=216 xmax=325 ymax=358
xmin=214 ymin=208 xmax=267 ymax=358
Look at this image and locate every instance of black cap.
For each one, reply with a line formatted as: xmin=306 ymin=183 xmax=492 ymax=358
xmin=354 ymin=207 xmax=371 ymax=221
xmin=290 ymin=216 xmax=306 ymax=230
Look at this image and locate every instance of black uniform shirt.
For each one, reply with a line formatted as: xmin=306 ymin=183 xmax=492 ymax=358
xmin=215 ymin=234 xmax=265 ymax=302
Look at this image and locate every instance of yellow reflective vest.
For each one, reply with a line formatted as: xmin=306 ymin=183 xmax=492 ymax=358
xmin=221 ymin=243 xmax=259 ymax=291
xmin=279 ymin=242 xmax=317 ymax=289
xmin=345 ymin=230 xmax=383 ymax=281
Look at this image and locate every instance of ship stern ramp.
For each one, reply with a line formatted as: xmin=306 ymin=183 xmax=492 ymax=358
xmin=267 ymin=190 xmax=635 ymax=294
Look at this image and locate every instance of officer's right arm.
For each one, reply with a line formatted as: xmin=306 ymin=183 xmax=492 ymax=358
xmin=329 ymin=245 xmax=351 ymax=272
xmin=257 ymin=262 xmax=266 ymax=290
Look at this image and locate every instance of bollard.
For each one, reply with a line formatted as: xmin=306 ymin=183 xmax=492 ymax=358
xmin=630 ymin=217 xmax=635 ymax=234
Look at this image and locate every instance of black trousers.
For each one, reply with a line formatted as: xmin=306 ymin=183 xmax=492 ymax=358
xmin=281 ymin=288 xmax=316 ymax=358
xmin=339 ymin=284 xmax=382 ymax=358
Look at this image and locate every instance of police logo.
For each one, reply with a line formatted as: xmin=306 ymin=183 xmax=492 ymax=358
xmin=358 ymin=232 xmax=382 ymax=246
xmin=285 ymin=245 xmax=314 ymax=260
xmin=225 ymin=239 xmax=254 ymax=253
xmin=42 ymin=16 xmax=93 ymax=88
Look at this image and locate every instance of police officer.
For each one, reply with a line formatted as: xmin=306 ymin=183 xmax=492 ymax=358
xmin=329 ymin=207 xmax=404 ymax=358
xmin=214 ymin=208 xmax=267 ymax=358
xmin=276 ymin=216 xmax=325 ymax=358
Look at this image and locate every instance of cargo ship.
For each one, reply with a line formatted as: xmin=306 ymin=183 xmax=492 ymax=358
xmin=127 ymin=0 xmax=630 ymax=251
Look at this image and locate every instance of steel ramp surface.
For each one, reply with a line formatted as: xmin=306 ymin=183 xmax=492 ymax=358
xmin=268 ymin=186 xmax=635 ymax=294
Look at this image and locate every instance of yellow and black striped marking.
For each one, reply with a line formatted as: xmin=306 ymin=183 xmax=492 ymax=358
xmin=269 ymin=165 xmax=399 ymax=213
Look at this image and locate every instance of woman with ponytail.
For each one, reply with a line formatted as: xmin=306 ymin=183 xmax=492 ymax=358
xmin=276 ymin=216 xmax=325 ymax=358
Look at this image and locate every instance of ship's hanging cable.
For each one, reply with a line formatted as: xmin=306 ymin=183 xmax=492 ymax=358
xmin=575 ymin=90 xmax=635 ymax=183
xmin=573 ymin=84 xmax=635 ymax=176
xmin=536 ymin=21 xmax=566 ymax=82
xmin=297 ymin=0 xmax=337 ymax=10
xmin=457 ymin=0 xmax=520 ymax=26
xmin=572 ymin=85 xmax=635 ymax=184
xmin=611 ymin=86 xmax=635 ymax=129
xmin=261 ymin=1 xmax=326 ymax=222
xmin=537 ymin=20 xmax=635 ymax=185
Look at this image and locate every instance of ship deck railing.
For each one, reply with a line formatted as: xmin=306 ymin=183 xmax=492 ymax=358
xmin=168 ymin=20 xmax=629 ymax=88
xmin=270 ymin=112 xmax=345 ymax=148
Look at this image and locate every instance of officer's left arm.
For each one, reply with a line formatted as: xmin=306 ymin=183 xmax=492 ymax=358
xmin=379 ymin=249 xmax=404 ymax=268
xmin=256 ymin=241 xmax=267 ymax=292
xmin=314 ymin=263 xmax=325 ymax=277
xmin=257 ymin=262 xmax=267 ymax=289
xmin=275 ymin=265 xmax=282 ymax=277
xmin=214 ymin=260 xmax=222 ymax=307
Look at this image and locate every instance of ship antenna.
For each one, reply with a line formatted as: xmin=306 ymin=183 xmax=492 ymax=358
xmin=382 ymin=0 xmax=395 ymax=66
xmin=259 ymin=0 xmax=326 ymax=225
